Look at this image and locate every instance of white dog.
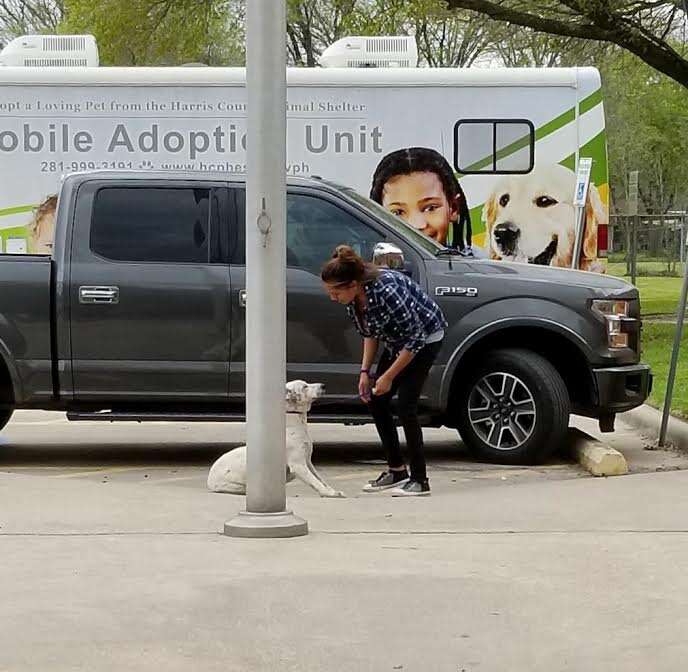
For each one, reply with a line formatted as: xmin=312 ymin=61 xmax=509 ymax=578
xmin=482 ymin=164 xmax=607 ymax=272
xmin=207 ymin=380 xmax=345 ymax=498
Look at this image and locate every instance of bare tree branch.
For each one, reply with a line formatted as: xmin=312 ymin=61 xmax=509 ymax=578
xmin=0 ymin=0 xmax=63 ymax=44
xmin=444 ymin=0 xmax=688 ymax=86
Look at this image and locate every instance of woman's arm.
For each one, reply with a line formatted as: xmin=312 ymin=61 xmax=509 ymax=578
xmin=373 ymin=348 xmax=415 ymax=396
xmin=359 ymin=337 xmax=379 ymax=402
xmin=361 ymin=337 xmax=379 ymax=371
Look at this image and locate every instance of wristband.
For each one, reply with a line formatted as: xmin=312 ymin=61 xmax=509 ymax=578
xmin=360 ymin=368 xmax=369 ymax=374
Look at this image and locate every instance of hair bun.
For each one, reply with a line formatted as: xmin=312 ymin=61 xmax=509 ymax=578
xmin=322 ymin=243 xmax=377 ymax=285
xmin=334 ymin=244 xmax=356 ymax=261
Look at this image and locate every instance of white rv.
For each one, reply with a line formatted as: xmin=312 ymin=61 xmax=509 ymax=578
xmin=0 ymin=37 xmax=607 ymax=266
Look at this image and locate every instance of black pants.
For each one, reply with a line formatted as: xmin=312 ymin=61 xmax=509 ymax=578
xmin=368 ymin=340 xmax=442 ymax=482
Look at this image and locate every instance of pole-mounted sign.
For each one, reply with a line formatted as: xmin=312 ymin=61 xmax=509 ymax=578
xmin=571 ymin=157 xmax=593 ymax=269
xmin=628 ymin=170 xmax=639 ymax=216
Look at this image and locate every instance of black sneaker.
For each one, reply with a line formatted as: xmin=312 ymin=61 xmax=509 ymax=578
xmin=362 ymin=470 xmax=409 ymax=493
xmin=391 ymin=479 xmax=431 ymax=497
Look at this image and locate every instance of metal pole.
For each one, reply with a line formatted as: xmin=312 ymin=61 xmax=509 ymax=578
xmin=631 ymin=215 xmax=638 ymax=286
xmin=225 ymin=0 xmax=307 ymax=538
xmin=571 ymin=204 xmax=586 ymax=270
xmin=659 ymin=254 xmax=688 ymax=447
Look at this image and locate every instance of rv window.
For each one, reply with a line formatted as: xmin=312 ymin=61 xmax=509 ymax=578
xmin=454 ymin=119 xmax=534 ymax=174
xmin=90 ymin=187 xmax=211 ymax=264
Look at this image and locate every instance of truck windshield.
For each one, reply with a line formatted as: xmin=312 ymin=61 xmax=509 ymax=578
xmin=341 ymin=187 xmax=445 ymax=256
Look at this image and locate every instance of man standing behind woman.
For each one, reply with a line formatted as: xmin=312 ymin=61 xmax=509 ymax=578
xmin=321 ymin=245 xmax=447 ymax=496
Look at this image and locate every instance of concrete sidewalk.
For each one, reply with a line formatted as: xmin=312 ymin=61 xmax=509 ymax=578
xmin=2 ymin=464 xmax=688 ymax=671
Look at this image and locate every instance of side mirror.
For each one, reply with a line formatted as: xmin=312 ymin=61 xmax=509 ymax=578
xmin=372 ymin=242 xmax=405 ymax=270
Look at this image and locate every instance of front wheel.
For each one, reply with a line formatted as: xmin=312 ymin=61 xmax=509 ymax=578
xmin=456 ymin=349 xmax=569 ymax=464
xmin=0 ymin=408 xmax=13 ymax=432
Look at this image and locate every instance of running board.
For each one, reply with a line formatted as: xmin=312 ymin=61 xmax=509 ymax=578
xmin=66 ymin=411 xmax=432 ymax=425
xmin=67 ymin=411 xmax=246 ymax=423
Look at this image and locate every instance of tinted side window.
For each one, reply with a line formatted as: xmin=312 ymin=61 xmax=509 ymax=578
xmin=229 ymin=191 xmax=383 ymax=273
xmin=287 ymin=195 xmax=382 ymax=275
xmin=91 ymin=187 xmax=210 ymax=263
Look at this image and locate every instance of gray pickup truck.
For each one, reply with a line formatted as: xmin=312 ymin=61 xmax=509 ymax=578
xmin=0 ymin=171 xmax=651 ymax=463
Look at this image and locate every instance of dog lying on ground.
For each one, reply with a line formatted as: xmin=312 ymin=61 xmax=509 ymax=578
xmin=207 ymin=380 xmax=345 ymax=498
xmin=482 ymin=164 xmax=607 ymax=272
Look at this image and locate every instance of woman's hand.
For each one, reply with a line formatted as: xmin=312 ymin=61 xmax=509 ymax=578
xmin=372 ymin=373 xmax=393 ymax=397
xmin=359 ymin=372 xmax=372 ymax=403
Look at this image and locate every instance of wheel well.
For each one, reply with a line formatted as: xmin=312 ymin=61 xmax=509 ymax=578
xmin=0 ymin=355 xmax=15 ymax=406
xmin=448 ymin=327 xmax=595 ymax=410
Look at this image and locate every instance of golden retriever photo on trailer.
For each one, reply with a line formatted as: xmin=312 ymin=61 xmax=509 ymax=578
xmin=481 ymin=164 xmax=607 ymax=272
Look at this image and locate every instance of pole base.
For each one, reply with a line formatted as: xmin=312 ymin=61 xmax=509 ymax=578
xmin=224 ymin=509 xmax=308 ymax=538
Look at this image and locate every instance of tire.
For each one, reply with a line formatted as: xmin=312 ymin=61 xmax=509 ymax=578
xmin=0 ymin=408 xmax=12 ymax=432
xmin=456 ymin=348 xmax=569 ymax=465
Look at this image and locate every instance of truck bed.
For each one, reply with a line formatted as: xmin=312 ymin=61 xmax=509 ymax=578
xmin=0 ymin=255 xmax=53 ymax=404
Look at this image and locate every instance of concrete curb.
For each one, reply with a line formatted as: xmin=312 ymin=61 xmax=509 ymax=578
xmin=568 ymin=428 xmax=628 ymax=477
xmin=619 ymin=404 xmax=688 ymax=451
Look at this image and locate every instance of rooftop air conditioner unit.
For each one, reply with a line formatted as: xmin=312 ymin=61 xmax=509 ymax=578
xmin=319 ymin=36 xmax=418 ymax=68
xmin=0 ymin=34 xmax=99 ymax=67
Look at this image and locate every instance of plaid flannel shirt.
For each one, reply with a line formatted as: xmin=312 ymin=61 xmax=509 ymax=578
xmin=346 ymin=270 xmax=447 ymax=355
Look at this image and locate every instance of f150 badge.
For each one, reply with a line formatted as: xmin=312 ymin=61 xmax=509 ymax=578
xmin=435 ymin=286 xmax=478 ymax=297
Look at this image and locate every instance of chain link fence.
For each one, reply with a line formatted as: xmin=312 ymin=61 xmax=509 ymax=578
xmin=609 ymin=214 xmax=688 ymax=282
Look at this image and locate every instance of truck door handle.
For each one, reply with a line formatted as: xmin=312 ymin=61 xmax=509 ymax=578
xmin=79 ymin=286 xmax=120 ymax=304
xmin=238 ymin=289 xmax=247 ymax=308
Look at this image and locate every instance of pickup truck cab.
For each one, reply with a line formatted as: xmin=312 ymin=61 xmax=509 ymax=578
xmin=0 ymin=171 xmax=651 ymax=463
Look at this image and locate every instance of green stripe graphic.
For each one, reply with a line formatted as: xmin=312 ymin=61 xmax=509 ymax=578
xmin=535 ymin=108 xmax=576 ymax=142
xmin=0 ymin=204 xmax=34 ymax=218
xmin=579 ymin=88 xmax=603 ymax=116
xmin=460 ymin=89 xmax=602 ymax=174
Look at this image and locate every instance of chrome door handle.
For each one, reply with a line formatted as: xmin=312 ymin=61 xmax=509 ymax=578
xmin=238 ymin=289 xmax=247 ymax=308
xmin=79 ymin=286 xmax=120 ymax=304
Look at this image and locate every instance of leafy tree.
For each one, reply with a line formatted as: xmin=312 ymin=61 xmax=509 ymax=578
xmin=61 ymin=0 xmax=245 ymax=66
xmin=344 ymin=0 xmax=494 ymax=66
xmin=286 ymin=0 xmax=357 ymax=66
xmin=442 ymin=1 xmax=688 ymax=88
xmin=491 ymin=26 xmax=608 ymax=67
xmin=602 ymin=50 xmax=688 ymax=214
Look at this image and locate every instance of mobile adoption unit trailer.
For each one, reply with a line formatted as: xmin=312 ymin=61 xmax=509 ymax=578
xmin=0 ymin=64 xmax=608 ymax=267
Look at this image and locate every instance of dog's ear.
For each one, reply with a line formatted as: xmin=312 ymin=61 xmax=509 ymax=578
xmin=586 ymin=183 xmax=608 ymax=226
xmin=305 ymin=383 xmax=321 ymax=402
xmin=482 ymin=194 xmax=497 ymax=232
xmin=582 ymin=184 xmax=606 ymax=262
xmin=483 ymin=193 xmax=502 ymax=259
xmin=581 ymin=214 xmax=598 ymax=262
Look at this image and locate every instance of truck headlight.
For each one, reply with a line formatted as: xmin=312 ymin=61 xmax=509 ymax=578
xmin=591 ymin=300 xmax=630 ymax=349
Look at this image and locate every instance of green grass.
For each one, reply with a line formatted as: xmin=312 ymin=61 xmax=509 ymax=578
xmin=607 ymin=265 xmax=688 ymax=417
xmin=641 ymin=322 xmax=688 ymax=419
xmin=634 ymin=277 xmax=685 ymax=315
xmin=608 ymin=265 xmax=685 ymax=315
xmin=607 ymin=261 xmax=684 ymax=277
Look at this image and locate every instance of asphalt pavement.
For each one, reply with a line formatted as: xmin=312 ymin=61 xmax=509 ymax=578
xmin=1 ymin=412 xmax=688 ymax=671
